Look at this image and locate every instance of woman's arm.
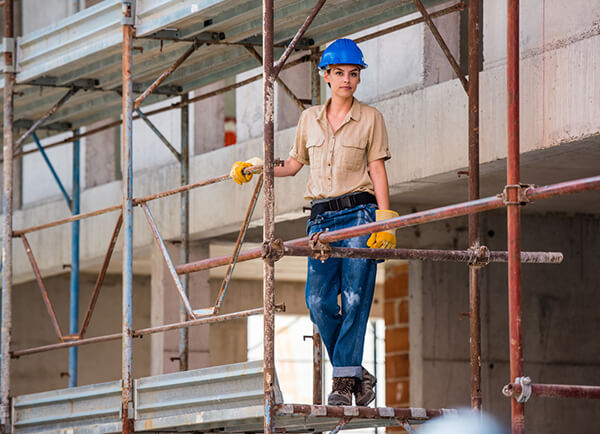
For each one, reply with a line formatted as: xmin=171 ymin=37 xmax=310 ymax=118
xmin=368 ymin=158 xmax=390 ymax=209
xmin=275 ymin=156 xmax=303 ymax=177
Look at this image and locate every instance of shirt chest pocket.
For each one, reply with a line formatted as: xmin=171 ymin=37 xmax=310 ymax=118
xmin=306 ymin=138 xmax=325 ymax=170
xmin=341 ymin=137 xmax=368 ymax=170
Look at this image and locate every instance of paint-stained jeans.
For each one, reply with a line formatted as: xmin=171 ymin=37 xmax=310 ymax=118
xmin=306 ymin=203 xmax=378 ymax=379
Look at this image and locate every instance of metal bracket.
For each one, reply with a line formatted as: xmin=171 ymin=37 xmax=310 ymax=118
xmin=499 ymin=183 xmax=535 ymax=206
xmin=467 ymin=243 xmax=490 ymax=268
xmin=262 ymin=238 xmax=285 ymax=262
xmin=2 ymin=37 xmax=17 ymax=73
xmin=121 ymin=0 xmax=136 ymax=26
xmin=502 ymin=376 xmax=532 ymax=403
xmin=309 ymin=231 xmax=331 ymax=262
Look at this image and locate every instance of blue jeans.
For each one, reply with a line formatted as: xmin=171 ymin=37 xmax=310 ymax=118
xmin=305 ymin=203 xmax=378 ymax=379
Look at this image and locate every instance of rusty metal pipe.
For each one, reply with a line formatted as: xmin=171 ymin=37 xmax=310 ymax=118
xmin=1 ymin=1 xmax=15 ymax=427
xmin=134 ymin=41 xmax=199 ymax=109
xmin=176 ymin=176 xmax=600 ymax=275
xmin=14 ymin=87 xmax=80 ymax=152
xmin=273 ymin=0 xmax=327 ymax=78
xmin=505 ymin=383 xmax=600 ymax=400
xmin=412 ymin=0 xmax=468 ymax=92
xmin=282 ymin=245 xmax=563 ymax=263
xmin=507 ymin=1 xmax=524 ymax=432
xmin=245 ymin=47 xmax=306 ymax=112
xmin=78 ymin=212 xmax=123 ymax=338
xmin=263 ymin=0 xmax=276 ymax=432
xmin=273 ymin=404 xmax=446 ymax=420
xmin=121 ymin=5 xmax=135 ymax=431
xmin=140 ymin=203 xmax=196 ymax=319
xmin=468 ymin=0 xmax=482 ymax=411
xmin=179 ymin=94 xmax=190 ymax=371
xmin=11 ymin=307 xmax=277 ymax=357
xmin=19 ymin=234 xmax=65 ymax=340
xmin=214 ymin=175 xmax=263 ymax=314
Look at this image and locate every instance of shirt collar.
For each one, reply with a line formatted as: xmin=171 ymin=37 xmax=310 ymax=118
xmin=317 ymin=97 xmax=362 ymax=124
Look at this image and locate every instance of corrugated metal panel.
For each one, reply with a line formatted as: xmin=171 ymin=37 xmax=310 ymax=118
xmin=134 ymin=360 xmax=283 ymax=432
xmin=1 ymin=0 xmax=448 ymax=138
xmin=12 ymin=380 xmax=122 ymax=433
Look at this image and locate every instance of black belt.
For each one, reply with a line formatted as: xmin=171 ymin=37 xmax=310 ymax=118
xmin=310 ymin=192 xmax=376 ymax=220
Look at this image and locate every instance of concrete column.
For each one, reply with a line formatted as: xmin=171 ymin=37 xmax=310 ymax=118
xmin=276 ymin=57 xmax=310 ymax=132
xmin=422 ymin=1 xmax=462 ymax=87
xmin=150 ymin=240 xmax=211 ymax=375
xmin=84 ymin=120 xmax=120 ymax=188
xmin=190 ymin=81 xmax=225 ymax=155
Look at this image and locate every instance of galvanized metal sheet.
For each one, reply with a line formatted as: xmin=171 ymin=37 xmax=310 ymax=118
xmin=11 ymin=380 xmax=122 ymax=433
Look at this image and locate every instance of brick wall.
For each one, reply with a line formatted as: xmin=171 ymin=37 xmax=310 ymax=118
xmin=384 ymin=262 xmax=409 ymax=430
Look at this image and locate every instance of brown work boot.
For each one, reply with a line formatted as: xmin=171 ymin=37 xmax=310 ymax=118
xmin=327 ymin=377 xmax=356 ymax=406
xmin=354 ymin=367 xmax=377 ymax=406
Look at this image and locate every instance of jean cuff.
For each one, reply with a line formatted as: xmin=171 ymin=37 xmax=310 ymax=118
xmin=332 ymin=366 xmax=362 ymax=379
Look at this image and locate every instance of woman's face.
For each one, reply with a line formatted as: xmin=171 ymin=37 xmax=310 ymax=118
xmin=324 ymin=65 xmax=361 ymax=99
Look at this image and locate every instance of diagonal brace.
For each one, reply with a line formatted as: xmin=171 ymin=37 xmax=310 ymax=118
xmin=213 ymin=174 xmax=263 ymax=314
xmin=413 ymin=0 xmax=468 ymax=92
xmin=15 ymin=87 xmax=79 ymax=152
xmin=31 ymin=133 xmax=72 ymax=209
xmin=135 ymin=108 xmax=182 ymax=160
xmin=245 ymin=47 xmax=307 ymax=111
xmin=19 ymin=234 xmax=64 ymax=340
xmin=140 ymin=203 xmax=196 ymax=320
xmin=78 ymin=212 xmax=123 ymax=338
xmin=134 ymin=40 xmax=201 ymax=109
xmin=273 ymin=0 xmax=327 ymax=78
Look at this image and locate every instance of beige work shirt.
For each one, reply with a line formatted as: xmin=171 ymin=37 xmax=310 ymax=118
xmin=290 ymin=97 xmax=391 ymax=201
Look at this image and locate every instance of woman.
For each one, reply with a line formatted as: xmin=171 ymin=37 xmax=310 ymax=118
xmin=230 ymin=39 xmax=398 ymax=406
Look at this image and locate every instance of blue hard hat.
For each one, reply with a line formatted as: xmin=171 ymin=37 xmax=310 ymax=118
xmin=318 ymin=38 xmax=367 ymax=70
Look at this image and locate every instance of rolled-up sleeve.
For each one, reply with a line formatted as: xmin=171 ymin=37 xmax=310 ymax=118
xmin=289 ymin=111 xmax=310 ymax=165
xmin=367 ymin=110 xmax=391 ymax=163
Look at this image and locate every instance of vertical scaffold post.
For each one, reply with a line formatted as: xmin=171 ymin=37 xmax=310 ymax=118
xmin=262 ymin=0 xmax=276 ymax=433
xmin=507 ymin=1 xmax=524 ymax=433
xmin=179 ymin=94 xmax=190 ymax=371
xmin=121 ymin=1 xmax=135 ymax=432
xmin=69 ymin=132 xmax=81 ymax=388
xmin=1 ymin=0 xmax=15 ymax=431
xmin=310 ymin=46 xmax=323 ymax=408
xmin=467 ymin=0 xmax=482 ymax=412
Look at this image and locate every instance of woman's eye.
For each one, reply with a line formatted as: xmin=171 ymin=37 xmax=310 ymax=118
xmin=351 ymin=72 xmax=358 ymax=77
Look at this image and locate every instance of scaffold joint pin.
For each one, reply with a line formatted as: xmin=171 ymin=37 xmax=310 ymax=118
xmin=262 ymin=238 xmax=285 ymax=262
xmin=467 ymin=243 xmax=490 ymax=268
xmin=499 ymin=183 xmax=535 ymax=206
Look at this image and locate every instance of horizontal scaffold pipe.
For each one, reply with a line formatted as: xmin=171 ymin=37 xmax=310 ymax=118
xmin=11 ymin=306 xmax=278 ymax=358
xmin=12 ymin=166 xmax=263 ymax=235
xmin=505 ymin=383 xmax=600 ymax=400
xmin=282 ymin=246 xmax=563 ymax=264
xmin=176 ymin=175 xmax=600 ymax=275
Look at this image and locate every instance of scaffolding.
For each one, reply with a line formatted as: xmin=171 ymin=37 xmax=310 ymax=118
xmin=0 ymin=0 xmax=599 ymax=433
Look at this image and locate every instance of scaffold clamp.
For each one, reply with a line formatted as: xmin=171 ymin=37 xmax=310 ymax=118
xmin=309 ymin=231 xmax=331 ymax=262
xmin=503 ymin=376 xmax=532 ymax=403
xmin=2 ymin=37 xmax=17 ymax=73
xmin=499 ymin=183 xmax=535 ymax=206
xmin=262 ymin=238 xmax=284 ymax=262
xmin=468 ymin=243 xmax=490 ymax=268
xmin=121 ymin=0 xmax=136 ymax=25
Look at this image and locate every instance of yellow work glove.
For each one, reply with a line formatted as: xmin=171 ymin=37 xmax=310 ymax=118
xmin=229 ymin=157 xmax=263 ymax=185
xmin=367 ymin=209 xmax=399 ymax=249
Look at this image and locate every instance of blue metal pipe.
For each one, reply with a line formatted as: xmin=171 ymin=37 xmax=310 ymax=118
xmin=69 ymin=133 xmax=80 ymax=387
xmin=32 ymin=133 xmax=72 ymax=208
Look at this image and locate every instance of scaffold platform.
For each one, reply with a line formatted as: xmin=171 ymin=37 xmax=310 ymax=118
xmin=12 ymin=361 xmax=448 ymax=433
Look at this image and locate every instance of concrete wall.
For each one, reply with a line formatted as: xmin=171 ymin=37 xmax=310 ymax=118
xmin=11 ymin=272 xmax=151 ymax=396
xmin=410 ymin=212 xmax=600 ymax=433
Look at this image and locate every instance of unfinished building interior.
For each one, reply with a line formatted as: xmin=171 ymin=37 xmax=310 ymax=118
xmin=0 ymin=0 xmax=599 ymax=433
